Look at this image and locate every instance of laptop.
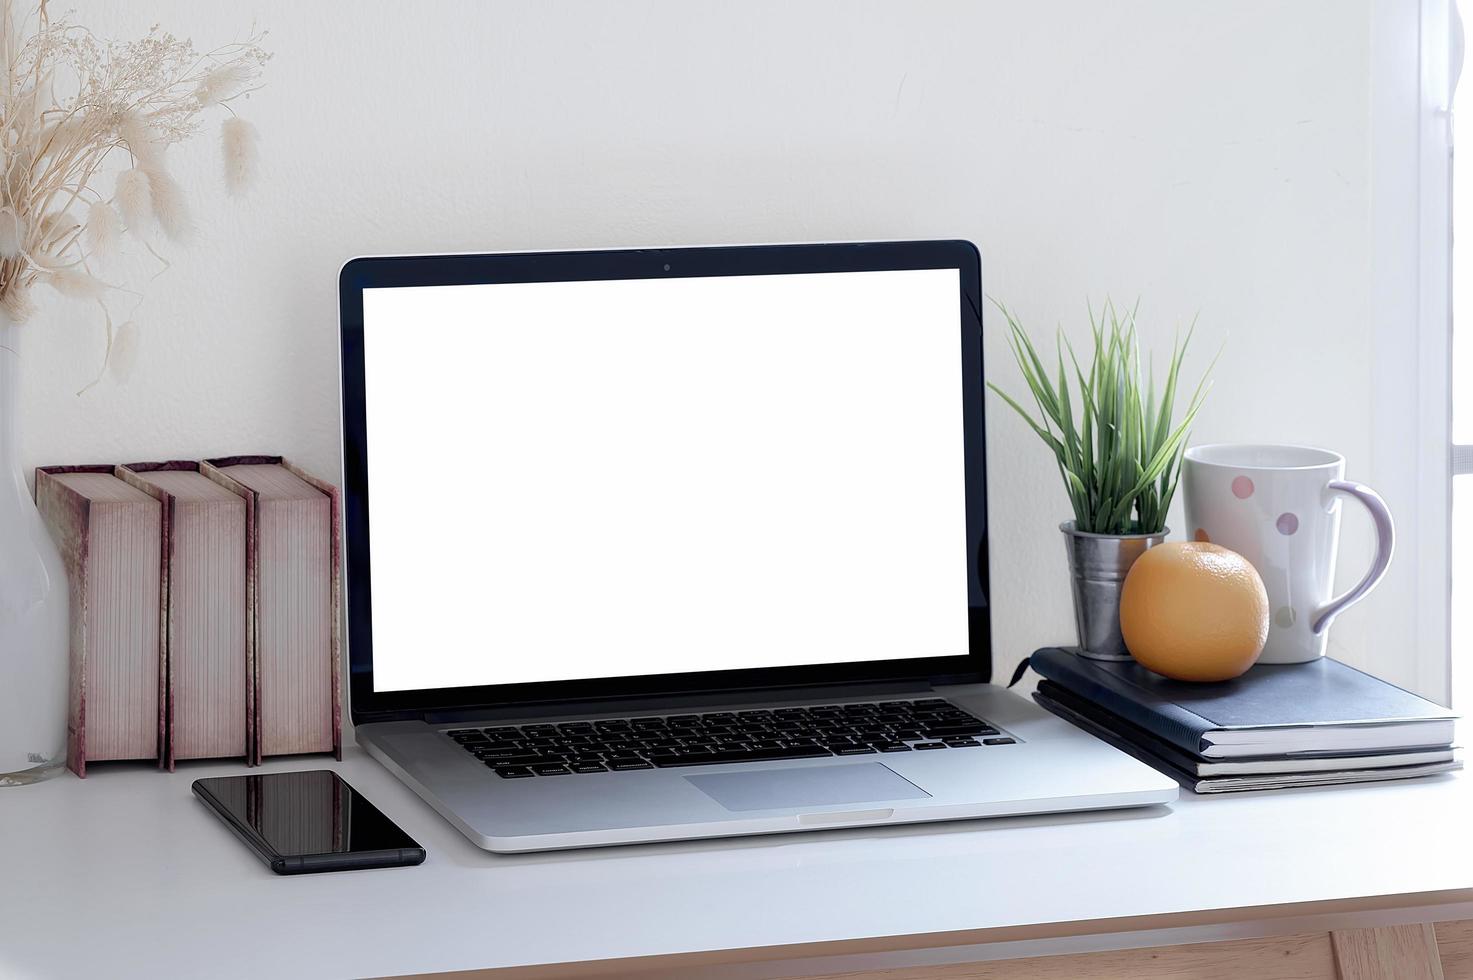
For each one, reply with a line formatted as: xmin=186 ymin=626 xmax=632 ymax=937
xmin=338 ymin=241 xmax=1178 ymax=853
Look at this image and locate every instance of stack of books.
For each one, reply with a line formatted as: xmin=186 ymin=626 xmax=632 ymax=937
xmin=34 ymin=455 xmax=341 ymax=776
xmin=1029 ymin=646 xmax=1460 ymax=793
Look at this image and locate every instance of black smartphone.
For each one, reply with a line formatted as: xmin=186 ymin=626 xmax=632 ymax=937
xmin=193 ymin=770 xmax=426 ymax=875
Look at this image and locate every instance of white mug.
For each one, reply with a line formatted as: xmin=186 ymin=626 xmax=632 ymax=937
xmin=1182 ymin=444 xmax=1394 ymax=664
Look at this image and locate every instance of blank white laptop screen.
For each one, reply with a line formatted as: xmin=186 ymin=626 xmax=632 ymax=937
xmin=362 ymin=267 xmax=969 ymax=692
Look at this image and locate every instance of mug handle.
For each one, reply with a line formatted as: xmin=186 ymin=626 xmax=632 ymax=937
xmin=1310 ymin=480 xmax=1395 ymax=635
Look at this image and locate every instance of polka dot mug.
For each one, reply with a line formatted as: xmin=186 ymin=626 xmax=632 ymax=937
xmin=1182 ymin=444 xmax=1394 ymax=664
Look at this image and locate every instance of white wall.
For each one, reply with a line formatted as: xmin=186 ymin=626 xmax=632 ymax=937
xmin=23 ymin=1 xmax=1433 ymax=693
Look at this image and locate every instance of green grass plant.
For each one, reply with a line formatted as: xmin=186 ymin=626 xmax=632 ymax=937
xmin=987 ymin=299 xmax=1214 ymax=536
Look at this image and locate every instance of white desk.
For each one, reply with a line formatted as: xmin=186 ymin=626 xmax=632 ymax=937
xmin=3 ymin=737 xmax=1471 ymax=979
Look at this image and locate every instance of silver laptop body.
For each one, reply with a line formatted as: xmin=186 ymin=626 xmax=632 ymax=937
xmin=339 ymin=242 xmax=1178 ymax=853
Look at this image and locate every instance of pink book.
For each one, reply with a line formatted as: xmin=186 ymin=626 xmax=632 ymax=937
xmin=119 ymin=461 xmax=251 ymax=768
xmin=35 ymin=465 xmax=165 ymax=776
xmin=203 ymin=456 xmax=342 ymax=763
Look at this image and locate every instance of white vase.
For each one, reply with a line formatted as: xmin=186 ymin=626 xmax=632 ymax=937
xmin=0 ymin=311 xmax=69 ymax=785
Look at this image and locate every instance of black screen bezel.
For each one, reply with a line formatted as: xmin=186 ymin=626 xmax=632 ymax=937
xmin=339 ymin=241 xmax=990 ymax=724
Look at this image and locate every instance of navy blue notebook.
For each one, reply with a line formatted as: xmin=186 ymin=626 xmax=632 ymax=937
xmin=1029 ymin=647 xmax=1457 ymax=759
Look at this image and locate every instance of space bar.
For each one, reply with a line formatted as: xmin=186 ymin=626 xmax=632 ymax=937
xmin=650 ymin=746 xmax=833 ymax=767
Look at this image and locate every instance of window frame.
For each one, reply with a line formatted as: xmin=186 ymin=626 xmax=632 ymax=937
xmin=1371 ymin=0 xmax=1456 ymax=705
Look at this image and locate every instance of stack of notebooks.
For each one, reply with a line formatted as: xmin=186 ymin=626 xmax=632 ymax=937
xmin=1029 ymin=646 xmax=1460 ymax=793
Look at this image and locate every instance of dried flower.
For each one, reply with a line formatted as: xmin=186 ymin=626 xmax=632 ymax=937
xmin=84 ymin=201 xmax=120 ymax=257
xmin=114 ymin=169 xmax=152 ymax=234
xmin=144 ymin=167 xmax=192 ymax=242
xmin=44 ymin=266 xmax=105 ymax=300
xmin=221 ymin=117 xmax=258 ymax=196
xmin=1 ymin=286 xmax=35 ymax=322
xmin=195 ymin=63 xmax=255 ymax=107
xmin=117 ymin=111 xmax=164 ymax=169
xmin=0 ymin=0 xmax=270 ymax=357
xmin=0 ymin=210 xmax=23 ymax=258
xmin=6 ymin=147 xmax=34 ymax=208
xmin=36 ymin=211 xmax=79 ymax=250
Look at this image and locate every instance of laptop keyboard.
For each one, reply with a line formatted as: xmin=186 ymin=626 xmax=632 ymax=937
xmin=445 ymin=698 xmax=1015 ymax=778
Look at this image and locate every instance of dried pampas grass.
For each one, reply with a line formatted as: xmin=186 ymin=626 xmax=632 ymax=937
xmin=0 ymin=210 xmax=23 ymax=258
xmin=195 ymin=63 xmax=255 ymax=107
xmin=44 ymin=267 xmax=106 ymax=301
xmin=37 ymin=212 xmax=79 ymax=250
xmin=145 ymin=168 xmax=193 ymax=243
xmin=1 ymin=286 xmax=36 ymax=323
xmin=221 ymin=118 xmax=259 ymax=196
xmin=0 ymin=0 xmax=270 ymax=374
xmin=84 ymin=202 xmax=121 ymax=258
xmin=114 ymin=169 xmax=153 ymax=234
xmin=117 ymin=112 xmax=164 ymax=169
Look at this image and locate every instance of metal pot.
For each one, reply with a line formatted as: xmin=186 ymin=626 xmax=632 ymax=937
xmin=1060 ymin=521 xmax=1168 ymax=661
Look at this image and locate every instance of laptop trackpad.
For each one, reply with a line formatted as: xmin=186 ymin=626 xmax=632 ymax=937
xmin=685 ymin=763 xmax=931 ymax=812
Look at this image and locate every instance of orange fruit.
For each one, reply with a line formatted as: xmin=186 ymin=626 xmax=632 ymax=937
xmin=1119 ymin=541 xmax=1269 ymax=682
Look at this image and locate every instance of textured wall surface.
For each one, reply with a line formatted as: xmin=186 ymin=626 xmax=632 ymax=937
xmin=21 ymin=1 xmax=1409 ymax=690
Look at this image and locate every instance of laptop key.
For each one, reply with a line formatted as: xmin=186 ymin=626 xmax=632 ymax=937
xmin=570 ymin=762 xmax=607 ymax=773
xmin=912 ymin=741 xmax=947 ymax=750
xmin=532 ymin=764 xmax=570 ymax=775
xmin=924 ymin=725 xmax=988 ymax=738
xmin=476 ymin=746 xmax=529 ymax=759
xmin=832 ymin=745 xmax=876 ymax=756
xmin=651 ymin=745 xmax=831 ymax=767
xmin=496 ymin=766 xmax=535 ymax=778
xmin=608 ymin=759 xmax=653 ymax=771
xmin=485 ymin=755 xmax=546 ymax=767
xmin=945 ymin=738 xmax=981 ymax=747
xmin=983 ymin=737 xmax=1016 ymax=745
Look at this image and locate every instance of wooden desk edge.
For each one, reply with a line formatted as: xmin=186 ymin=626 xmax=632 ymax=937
xmin=387 ymin=888 xmax=1473 ymax=979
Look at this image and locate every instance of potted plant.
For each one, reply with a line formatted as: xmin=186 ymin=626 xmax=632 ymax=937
xmin=988 ymin=300 xmax=1213 ymax=660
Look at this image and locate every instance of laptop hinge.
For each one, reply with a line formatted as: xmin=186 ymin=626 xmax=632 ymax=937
xmin=419 ymin=679 xmax=932 ymax=726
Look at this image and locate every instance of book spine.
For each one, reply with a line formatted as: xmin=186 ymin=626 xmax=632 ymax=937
xmin=116 ymin=465 xmax=176 ymax=770
xmin=283 ymin=461 xmax=342 ymax=762
xmin=1030 ymin=647 xmax=1213 ymax=754
xmin=34 ymin=471 xmax=90 ymax=777
xmin=169 ymin=497 xmax=250 ymax=762
xmin=200 ymin=461 xmax=261 ymax=766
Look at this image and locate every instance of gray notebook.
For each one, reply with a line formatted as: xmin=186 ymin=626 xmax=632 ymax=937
xmin=1030 ymin=647 xmax=1458 ymax=758
xmin=1035 ymin=686 xmax=1462 ymax=793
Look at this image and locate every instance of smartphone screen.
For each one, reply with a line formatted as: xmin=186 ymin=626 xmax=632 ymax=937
xmin=193 ymin=770 xmax=424 ymax=873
